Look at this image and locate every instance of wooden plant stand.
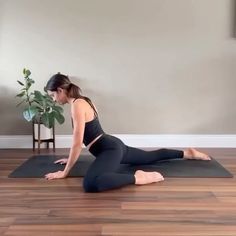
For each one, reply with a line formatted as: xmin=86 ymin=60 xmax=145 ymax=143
xmin=32 ymin=120 xmax=55 ymax=153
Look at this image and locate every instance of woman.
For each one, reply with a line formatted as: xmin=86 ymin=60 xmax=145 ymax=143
xmin=45 ymin=73 xmax=210 ymax=192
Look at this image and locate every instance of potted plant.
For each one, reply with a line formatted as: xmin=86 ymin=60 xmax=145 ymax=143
xmin=16 ymin=68 xmax=65 ymax=140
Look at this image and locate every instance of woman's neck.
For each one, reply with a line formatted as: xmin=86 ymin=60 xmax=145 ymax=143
xmin=67 ymin=97 xmax=76 ymax=105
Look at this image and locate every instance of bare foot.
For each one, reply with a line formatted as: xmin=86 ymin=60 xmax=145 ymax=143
xmin=134 ymin=170 xmax=164 ymax=185
xmin=184 ymin=148 xmax=211 ymax=161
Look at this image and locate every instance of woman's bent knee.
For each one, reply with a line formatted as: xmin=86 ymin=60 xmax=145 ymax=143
xmin=83 ymin=175 xmax=108 ymax=193
xmin=83 ymin=178 xmax=97 ymax=192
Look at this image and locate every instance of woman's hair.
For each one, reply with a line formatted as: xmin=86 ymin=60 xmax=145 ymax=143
xmin=45 ymin=73 xmax=82 ymax=98
xmin=46 ymin=73 xmax=98 ymax=116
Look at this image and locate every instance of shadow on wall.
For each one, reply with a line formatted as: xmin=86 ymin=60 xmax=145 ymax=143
xmin=55 ymin=75 xmax=133 ymax=135
xmin=0 ymin=86 xmax=31 ymax=135
xmin=232 ymin=0 xmax=236 ymax=37
xmin=70 ymin=75 xmax=138 ymax=134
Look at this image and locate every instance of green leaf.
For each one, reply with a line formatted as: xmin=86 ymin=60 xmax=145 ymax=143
xmin=28 ymin=79 xmax=35 ymax=84
xmin=53 ymin=111 xmax=65 ymax=124
xmin=44 ymin=93 xmax=54 ymax=103
xmin=46 ymin=100 xmax=55 ymax=107
xmin=17 ymin=80 xmax=24 ymax=86
xmin=26 ymin=81 xmax=33 ymax=90
xmin=34 ymin=90 xmax=44 ymax=101
xmin=16 ymin=91 xmax=25 ymax=97
xmin=41 ymin=112 xmax=54 ymax=128
xmin=33 ymin=91 xmax=46 ymax=107
xmin=26 ymin=70 xmax=31 ymax=76
xmin=53 ymin=105 xmax=63 ymax=113
xmin=24 ymin=69 xmax=31 ymax=78
xmin=23 ymin=106 xmax=38 ymax=121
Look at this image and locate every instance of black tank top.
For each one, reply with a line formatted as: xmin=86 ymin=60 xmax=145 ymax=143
xmin=73 ymin=97 xmax=105 ymax=146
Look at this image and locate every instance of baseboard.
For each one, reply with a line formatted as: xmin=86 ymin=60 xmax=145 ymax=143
xmin=0 ymin=134 xmax=236 ymax=149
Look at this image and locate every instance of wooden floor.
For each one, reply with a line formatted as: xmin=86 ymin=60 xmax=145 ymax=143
xmin=0 ymin=148 xmax=236 ymax=236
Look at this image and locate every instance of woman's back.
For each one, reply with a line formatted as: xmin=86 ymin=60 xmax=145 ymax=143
xmin=73 ymin=98 xmax=98 ymax=123
xmin=72 ymin=98 xmax=105 ymax=147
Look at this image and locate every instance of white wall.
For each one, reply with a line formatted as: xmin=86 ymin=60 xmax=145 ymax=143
xmin=0 ymin=0 xmax=236 ymax=135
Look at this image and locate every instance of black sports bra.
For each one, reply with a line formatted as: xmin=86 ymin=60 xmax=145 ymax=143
xmin=72 ymin=97 xmax=105 ymax=146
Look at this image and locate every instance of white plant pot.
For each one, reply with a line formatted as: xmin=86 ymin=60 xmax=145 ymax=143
xmin=34 ymin=123 xmax=53 ymax=140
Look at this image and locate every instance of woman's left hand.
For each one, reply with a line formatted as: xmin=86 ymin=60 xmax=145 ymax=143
xmin=45 ymin=171 xmax=66 ymax=180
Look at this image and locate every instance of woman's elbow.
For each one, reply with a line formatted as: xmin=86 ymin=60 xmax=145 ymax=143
xmin=72 ymin=140 xmax=83 ymax=149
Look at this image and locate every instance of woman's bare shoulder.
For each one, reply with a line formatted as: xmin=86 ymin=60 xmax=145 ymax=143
xmin=72 ymin=98 xmax=97 ymax=113
xmin=73 ymin=98 xmax=92 ymax=108
xmin=71 ymin=98 xmax=86 ymax=113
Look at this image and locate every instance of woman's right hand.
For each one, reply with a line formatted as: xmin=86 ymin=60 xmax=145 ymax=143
xmin=54 ymin=158 xmax=68 ymax=165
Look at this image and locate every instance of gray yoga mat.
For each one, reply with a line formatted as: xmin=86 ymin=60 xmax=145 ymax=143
xmin=8 ymin=154 xmax=233 ymax=178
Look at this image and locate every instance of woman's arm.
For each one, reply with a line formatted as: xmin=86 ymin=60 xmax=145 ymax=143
xmin=45 ymin=100 xmax=86 ymax=180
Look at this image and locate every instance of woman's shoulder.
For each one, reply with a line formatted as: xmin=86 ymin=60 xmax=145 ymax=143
xmin=72 ymin=97 xmax=97 ymax=112
xmin=72 ymin=97 xmax=98 ymax=123
xmin=72 ymin=98 xmax=87 ymax=109
xmin=73 ymin=97 xmax=92 ymax=106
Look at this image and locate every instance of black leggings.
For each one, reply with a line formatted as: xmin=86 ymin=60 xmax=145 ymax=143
xmin=83 ymin=134 xmax=183 ymax=192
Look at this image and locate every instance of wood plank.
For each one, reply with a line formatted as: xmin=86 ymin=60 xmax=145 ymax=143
xmin=0 ymin=148 xmax=235 ymax=236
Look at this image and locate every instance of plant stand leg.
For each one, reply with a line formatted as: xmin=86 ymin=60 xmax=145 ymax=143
xmin=37 ymin=122 xmax=40 ymax=154
xmin=53 ymin=124 xmax=55 ymax=152
xmin=32 ymin=121 xmax=35 ymax=152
